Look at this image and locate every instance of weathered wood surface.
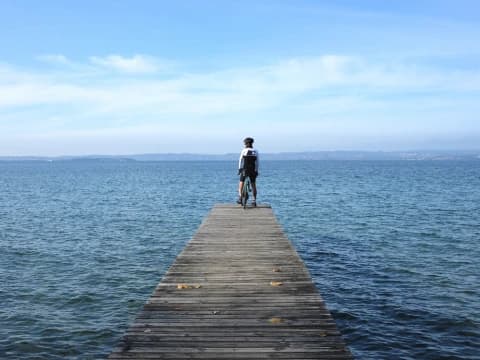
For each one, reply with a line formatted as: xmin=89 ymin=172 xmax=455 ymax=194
xmin=109 ymin=204 xmax=353 ymax=359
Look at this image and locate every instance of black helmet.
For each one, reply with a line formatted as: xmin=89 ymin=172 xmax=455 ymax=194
xmin=243 ymin=137 xmax=254 ymax=145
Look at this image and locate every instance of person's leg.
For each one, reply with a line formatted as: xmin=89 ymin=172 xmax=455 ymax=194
xmin=237 ymin=172 xmax=246 ymax=203
xmin=251 ymin=176 xmax=257 ymax=203
xmin=238 ymin=181 xmax=244 ymax=197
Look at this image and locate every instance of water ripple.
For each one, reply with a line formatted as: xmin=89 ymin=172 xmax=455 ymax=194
xmin=1 ymin=160 xmax=479 ymax=359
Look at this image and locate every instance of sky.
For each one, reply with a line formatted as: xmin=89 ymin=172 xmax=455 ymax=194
xmin=1 ymin=0 xmax=479 ymax=156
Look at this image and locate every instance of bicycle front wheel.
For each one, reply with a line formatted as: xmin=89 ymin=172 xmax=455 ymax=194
xmin=242 ymin=181 xmax=249 ymax=208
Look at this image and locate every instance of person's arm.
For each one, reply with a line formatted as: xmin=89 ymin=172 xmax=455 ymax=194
xmin=255 ymin=150 xmax=259 ymax=173
xmin=238 ymin=150 xmax=244 ymax=173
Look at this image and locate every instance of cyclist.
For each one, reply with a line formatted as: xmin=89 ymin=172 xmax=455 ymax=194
xmin=237 ymin=137 xmax=259 ymax=206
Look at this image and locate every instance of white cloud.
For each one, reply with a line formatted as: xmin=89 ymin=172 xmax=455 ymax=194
xmin=36 ymin=54 xmax=72 ymax=65
xmin=1 ymin=53 xmax=480 ymax=148
xmin=89 ymin=54 xmax=162 ymax=73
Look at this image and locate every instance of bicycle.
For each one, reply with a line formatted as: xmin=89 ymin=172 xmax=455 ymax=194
xmin=239 ymin=171 xmax=257 ymax=209
xmin=240 ymin=173 xmax=251 ymax=209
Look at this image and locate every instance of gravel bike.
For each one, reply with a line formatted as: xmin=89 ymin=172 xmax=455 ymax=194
xmin=240 ymin=171 xmax=256 ymax=209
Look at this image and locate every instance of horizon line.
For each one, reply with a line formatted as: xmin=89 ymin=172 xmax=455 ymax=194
xmin=1 ymin=149 xmax=480 ymax=159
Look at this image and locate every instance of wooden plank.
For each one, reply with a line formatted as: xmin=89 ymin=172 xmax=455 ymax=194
xmin=109 ymin=204 xmax=352 ymax=359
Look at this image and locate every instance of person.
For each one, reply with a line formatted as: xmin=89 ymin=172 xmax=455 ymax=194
xmin=237 ymin=137 xmax=259 ymax=206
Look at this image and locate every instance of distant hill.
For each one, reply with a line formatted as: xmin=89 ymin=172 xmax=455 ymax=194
xmin=1 ymin=151 xmax=479 ymax=162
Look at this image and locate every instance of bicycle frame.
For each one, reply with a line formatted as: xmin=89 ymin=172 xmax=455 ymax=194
xmin=241 ymin=175 xmax=251 ymax=209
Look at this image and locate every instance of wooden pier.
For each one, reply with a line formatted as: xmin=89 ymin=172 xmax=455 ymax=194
xmin=109 ymin=204 xmax=352 ymax=359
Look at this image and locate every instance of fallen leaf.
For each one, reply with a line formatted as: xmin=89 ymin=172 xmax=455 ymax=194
xmin=270 ymin=281 xmax=283 ymax=286
xmin=269 ymin=317 xmax=283 ymax=324
xmin=177 ymin=283 xmax=202 ymax=290
xmin=177 ymin=284 xmax=192 ymax=289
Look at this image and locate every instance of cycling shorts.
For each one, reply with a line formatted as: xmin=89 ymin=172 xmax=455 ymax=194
xmin=240 ymin=171 xmax=257 ymax=183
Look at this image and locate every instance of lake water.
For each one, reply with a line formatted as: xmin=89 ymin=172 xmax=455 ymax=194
xmin=0 ymin=160 xmax=479 ymax=359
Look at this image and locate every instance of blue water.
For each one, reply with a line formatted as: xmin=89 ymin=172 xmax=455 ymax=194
xmin=0 ymin=160 xmax=479 ymax=359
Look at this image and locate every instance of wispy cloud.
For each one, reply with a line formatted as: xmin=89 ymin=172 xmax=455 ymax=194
xmin=89 ymin=54 xmax=164 ymax=74
xmin=36 ymin=54 xmax=72 ymax=66
xmin=2 ymin=54 xmax=478 ymax=112
xmin=1 ymin=53 xmax=480 ymax=154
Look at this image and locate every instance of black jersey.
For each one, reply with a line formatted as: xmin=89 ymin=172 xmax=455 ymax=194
xmin=238 ymin=147 xmax=259 ymax=174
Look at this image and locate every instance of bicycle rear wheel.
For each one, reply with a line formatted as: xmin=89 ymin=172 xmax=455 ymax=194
xmin=241 ymin=180 xmax=249 ymax=208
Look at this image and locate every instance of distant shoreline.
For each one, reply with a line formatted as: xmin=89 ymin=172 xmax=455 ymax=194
xmin=1 ymin=150 xmax=479 ymax=162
